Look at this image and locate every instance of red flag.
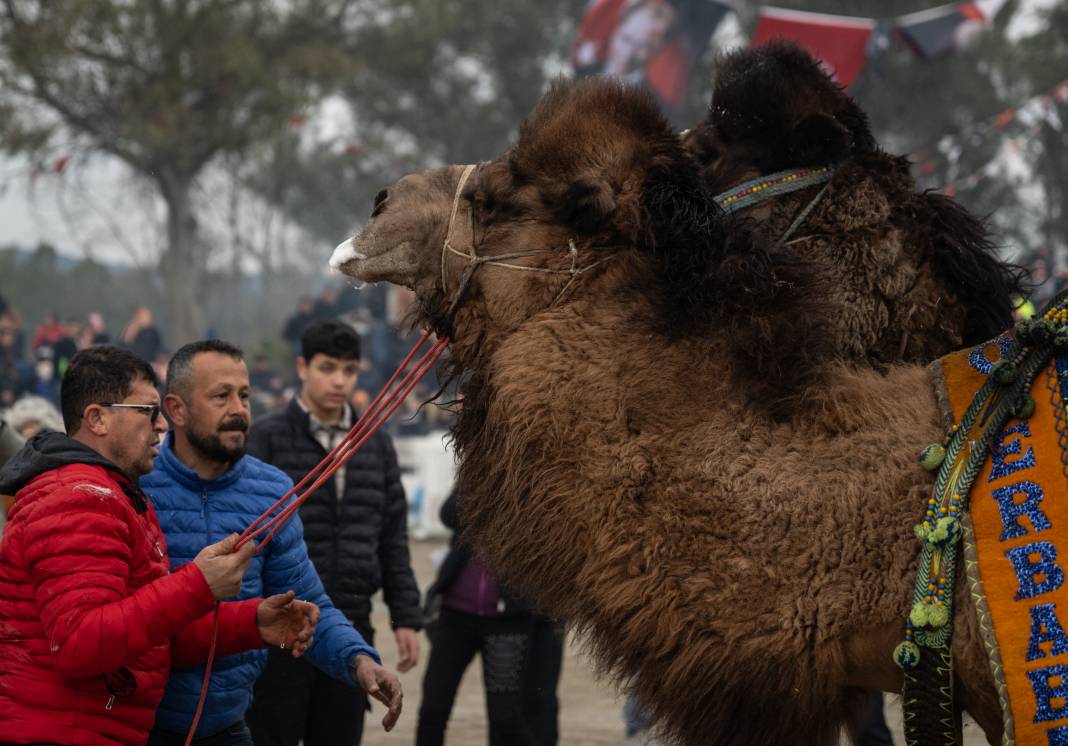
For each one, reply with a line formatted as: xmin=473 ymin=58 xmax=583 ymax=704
xmin=993 ymin=109 xmax=1015 ymax=130
xmin=752 ymin=7 xmax=875 ymax=89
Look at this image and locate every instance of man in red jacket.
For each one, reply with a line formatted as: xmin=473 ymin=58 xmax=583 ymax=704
xmin=0 ymin=346 xmax=319 ymax=746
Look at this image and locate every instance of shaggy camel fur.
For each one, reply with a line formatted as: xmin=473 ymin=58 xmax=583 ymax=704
xmin=334 ymin=78 xmax=1007 ymax=745
xmin=684 ymin=43 xmax=1022 ymax=412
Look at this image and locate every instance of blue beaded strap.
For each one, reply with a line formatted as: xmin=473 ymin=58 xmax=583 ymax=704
xmin=712 ymin=166 xmax=834 ymax=213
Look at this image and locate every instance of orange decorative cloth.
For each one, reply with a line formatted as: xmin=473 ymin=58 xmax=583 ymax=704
xmin=931 ymin=334 xmax=1068 ymax=745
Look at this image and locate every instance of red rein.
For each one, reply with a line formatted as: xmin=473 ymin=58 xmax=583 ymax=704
xmin=183 ymin=331 xmax=449 ymax=745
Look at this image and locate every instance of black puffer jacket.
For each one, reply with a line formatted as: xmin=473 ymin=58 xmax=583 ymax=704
xmin=247 ymin=398 xmax=422 ymax=636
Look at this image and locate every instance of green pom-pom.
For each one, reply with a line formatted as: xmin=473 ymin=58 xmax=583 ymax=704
xmin=909 ymin=601 xmax=930 ymax=628
xmin=914 ymin=523 xmax=931 ymax=541
xmin=894 ymin=640 xmax=921 ymax=670
xmin=990 ymin=359 xmax=1017 ymax=385
xmin=927 ymin=604 xmax=950 ymax=629
xmin=1055 ymin=327 xmax=1068 ymax=351
xmin=1017 ymin=319 xmax=1055 ymax=345
xmin=919 ymin=444 xmax=946 ymax=471
xmin=1014 ymin=396 xmax=1036 ymax=420
xmin=1012 ymin=320 xmax=1038 ymax=345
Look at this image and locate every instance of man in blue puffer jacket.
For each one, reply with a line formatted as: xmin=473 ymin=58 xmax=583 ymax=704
xmin=141 ymin=340 xmax=403 ymax=746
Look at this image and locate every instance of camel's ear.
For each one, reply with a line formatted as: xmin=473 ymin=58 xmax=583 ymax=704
xmin=554 ymin=175 xmax=616 ymax=233
xmin=774 ymin=113 xmax=852 ymax=167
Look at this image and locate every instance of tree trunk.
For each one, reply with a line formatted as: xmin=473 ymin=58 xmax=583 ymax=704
xmin=158 ymin=171 xmax=203 ymax=347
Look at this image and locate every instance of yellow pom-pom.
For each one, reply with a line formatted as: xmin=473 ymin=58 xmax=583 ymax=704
xmin=927 ymin=604 xmax=950 ymax=628
xmin=909 ymin=601 xmax=930 ymax=628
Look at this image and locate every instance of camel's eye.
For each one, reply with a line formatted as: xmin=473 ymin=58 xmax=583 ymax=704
xmin=372 ymin=189 xmax=389 ymax=216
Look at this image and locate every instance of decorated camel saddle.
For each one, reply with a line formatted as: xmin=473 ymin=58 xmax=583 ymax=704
xmin=901 ymin=292 xmax=1068 ymax=746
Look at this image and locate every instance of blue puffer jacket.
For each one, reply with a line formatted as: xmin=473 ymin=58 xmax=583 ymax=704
xmin=141 ymin=434 xmax=380 ymax=736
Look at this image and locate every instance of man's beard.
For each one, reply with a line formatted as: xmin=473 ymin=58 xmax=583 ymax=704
xmin=187 ymin=418 xmax=247 ymax=464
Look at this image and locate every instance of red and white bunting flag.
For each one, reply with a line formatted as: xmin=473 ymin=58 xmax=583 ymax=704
xmin=751 ymin=7 xmax=875 ymax=88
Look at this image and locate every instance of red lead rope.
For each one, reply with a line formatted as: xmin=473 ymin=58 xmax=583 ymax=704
xmin=183 ymin=332 xmax=449 ymax=746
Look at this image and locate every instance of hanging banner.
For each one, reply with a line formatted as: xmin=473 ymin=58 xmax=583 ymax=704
xmin=896 ymin=0 xmax=1007 ymax=60
xmin=572 ymin=0 xmax=732 ymax=116
xmin=751 ymin=7 xmax=875 ymax=88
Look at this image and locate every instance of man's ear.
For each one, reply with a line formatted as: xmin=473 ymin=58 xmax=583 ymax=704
xmin=774 ymin=113 xmax=852 ymax=167
xmin=82 ymin=404 xmax=108 ymax=436
xmin=163 ymin=393 xmax=187 ymax=428
xmin=552 ymin=174 xmax=616 ymax=234
xmin=296 ymin=356 xmax=308 ymax=383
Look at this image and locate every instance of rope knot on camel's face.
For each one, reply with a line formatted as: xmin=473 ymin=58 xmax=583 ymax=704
xmin=334 ymin=162 xmax=622 ymax=331
xmin=437 ymin=163 xmax=621 ymax=323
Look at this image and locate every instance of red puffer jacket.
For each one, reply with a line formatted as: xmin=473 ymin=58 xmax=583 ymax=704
xmin=0 ymin=433 xmax=265 ymax=746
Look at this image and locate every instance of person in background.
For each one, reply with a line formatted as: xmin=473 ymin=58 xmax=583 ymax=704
xmin=0 ymin=416 xmax=22 ymax=527
xmin=122 ymin=305 xmax=165 ymax=363
xmin=31 ymin=312 xmax=66 ymax=351
xmin=283 ymin=296 xmax=316 ymax=357
xmin=53 ymin=317 xmax=81 ymax=378
xmin=248 ymin=354 xmax=286 ymax=418
xmin=247 ymin=319 xmax=421 ymax=746
xmin=416 ymin=490 xmax=540 ymax=746
xmin=144 ymin=340 xmax=401 ymax=746
xmin=855 ymin=693 xmax=893 ymax=746
xmin=30 ymin=346 xmax=61 ymax=406
xmin=311 ymin=287 xmax=341 ymax=323
xmin=2 ymin=393 xmax=65 ymax=439
xmin=0 ymin=345 xmax=318 ymax=746
xmin=0 ymin=313 xmax=32 ymax=407
xmin=524 ymin=617 xmax=565 ymax=746
xmin=80 ymin=310 xmax=112 ymax=347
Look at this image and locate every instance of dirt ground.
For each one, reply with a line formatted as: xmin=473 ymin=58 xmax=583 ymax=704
xmin=361 ymin=539 xmax=989 ymax=746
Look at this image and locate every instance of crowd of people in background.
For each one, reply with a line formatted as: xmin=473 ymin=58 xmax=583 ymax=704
xmin=0 ymin=284 xmax=447 ymax=446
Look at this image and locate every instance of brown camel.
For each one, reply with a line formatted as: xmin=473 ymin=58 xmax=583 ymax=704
xmin=332 ymin=77 xmax=1008 ymax=745
xmin=683 ymin=43 xmax=1022 ymax=414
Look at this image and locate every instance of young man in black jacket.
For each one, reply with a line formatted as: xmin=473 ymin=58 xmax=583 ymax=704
xmin=246 ymin=320 xmax=422 ymax=746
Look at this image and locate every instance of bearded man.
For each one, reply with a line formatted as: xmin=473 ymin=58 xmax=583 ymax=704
xmin=0 ymin=345 xmax=318 ymax=746
xmin=141 ymin=340 xmax=402 ymax=746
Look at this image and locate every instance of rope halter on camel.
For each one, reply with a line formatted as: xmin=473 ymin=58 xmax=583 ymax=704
xmin=439 ymin=163 xmax=836 ymax=321
xmin=440 ymin=163 xmax=620 ymax=320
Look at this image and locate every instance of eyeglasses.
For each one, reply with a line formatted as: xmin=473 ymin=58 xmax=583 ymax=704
xmin=99 ymin=402 xmax=163 ymax=424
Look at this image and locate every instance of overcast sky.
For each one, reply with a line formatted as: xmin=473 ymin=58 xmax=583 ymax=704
xmin=0 ymin=0 xmax=1053 ymax=267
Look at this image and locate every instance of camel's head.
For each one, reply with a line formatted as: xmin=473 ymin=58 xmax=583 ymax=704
xmin=332 ymin=77 xmax=724 ymax=345
xmin=683 ymin=41 xmax=877 ymax=194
